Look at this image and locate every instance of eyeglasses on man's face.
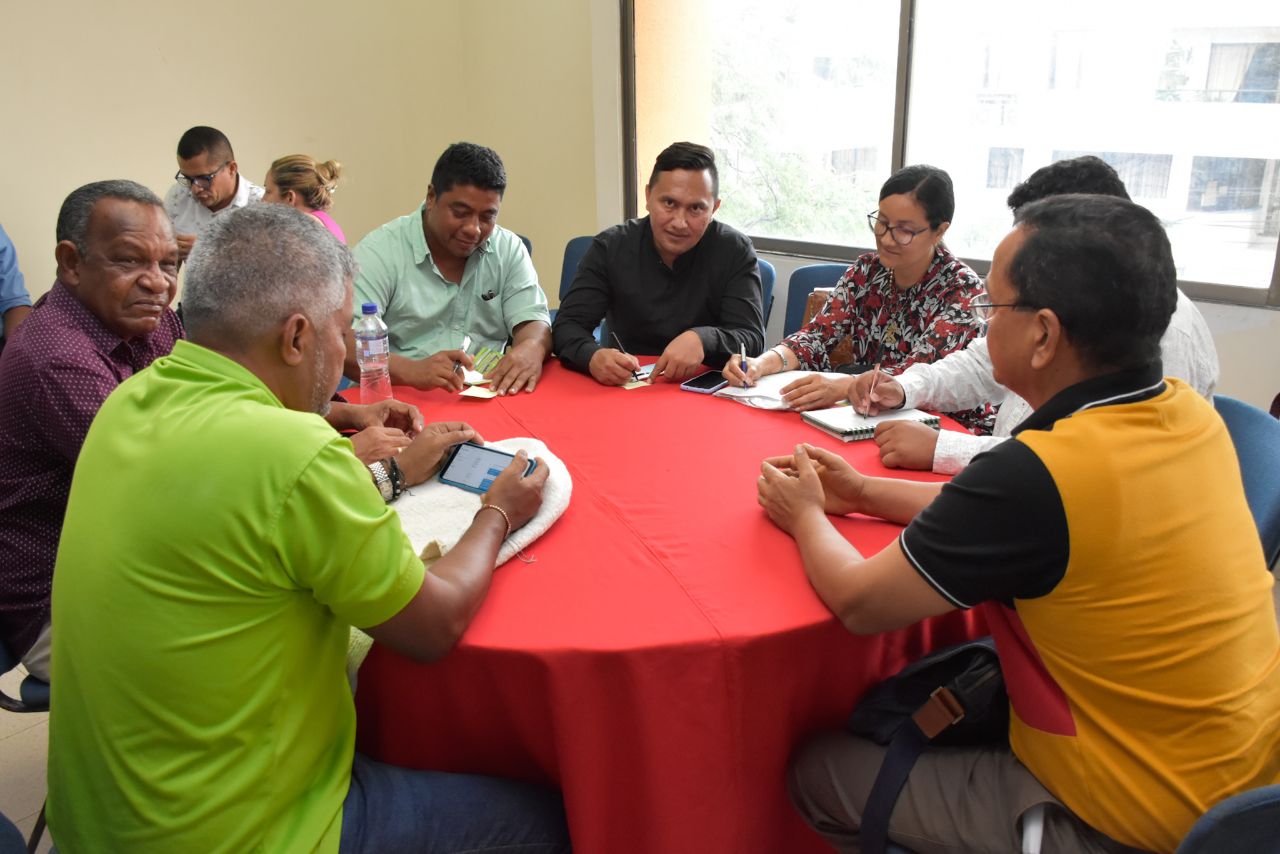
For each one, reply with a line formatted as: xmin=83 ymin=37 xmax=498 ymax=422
xmin=175 ymin=162 xmax=229 ymax=190
xmin=971 ymin=293 xmax=1034 ymax=322
xmin=866 ymin=212 xmax=928 ymax=246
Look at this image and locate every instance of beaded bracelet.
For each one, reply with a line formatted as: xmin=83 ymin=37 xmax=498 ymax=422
xmin=475 ymin=503 xmax=512 ymax=540
xmin=386 ymin=456 xmax=405 ymax=499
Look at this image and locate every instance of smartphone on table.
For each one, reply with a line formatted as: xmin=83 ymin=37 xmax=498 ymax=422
xmin=679 ymin=370 xmax=728 ymax=394
xmin=438 ymin=442 xmax=537 ymax=494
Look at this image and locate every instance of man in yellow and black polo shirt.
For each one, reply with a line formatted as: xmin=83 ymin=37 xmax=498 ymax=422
xmin=760 ymin=194 xmax=1280 ymax=853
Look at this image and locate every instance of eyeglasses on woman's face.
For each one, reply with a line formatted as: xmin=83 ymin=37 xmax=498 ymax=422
xmin=866 ymin=211 xmax=928 ymax=246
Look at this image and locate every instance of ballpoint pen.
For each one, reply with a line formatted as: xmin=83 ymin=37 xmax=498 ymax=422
xmin=862 ymin=365 xmax=881 ymax=417
xmin=454 ymin=334 xmax=472 ymax=375
xmin=739 ymin=343 xmax=751 ymax=388
xmin=611 ymin=332 xmax=643 ymax=382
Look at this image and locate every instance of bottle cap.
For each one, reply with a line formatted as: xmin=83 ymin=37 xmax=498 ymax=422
xmin=361 ymin=302 xmax=378 ymax=315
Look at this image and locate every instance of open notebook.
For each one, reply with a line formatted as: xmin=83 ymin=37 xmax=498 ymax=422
xmin=713 ymin=370 xmax=849 ymax=410
xmin=802 ymin=405 xmax=940 ymax=442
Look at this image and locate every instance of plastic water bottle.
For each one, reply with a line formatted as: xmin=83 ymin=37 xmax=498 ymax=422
xmin=354 ymin=302 xmax=392 ymax=405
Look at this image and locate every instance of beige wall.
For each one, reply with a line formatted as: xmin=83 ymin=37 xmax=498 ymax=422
xmin=3 ymin=1 xmax=1276 ymax=408
xmin=0 ymin=0 xmax=616 ymax=305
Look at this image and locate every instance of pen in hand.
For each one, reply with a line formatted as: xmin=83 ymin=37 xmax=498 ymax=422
xmin=611 ymin=332 xmax=642 ymax=382
xmin=862 ymin=365 xmax=881 ymax=417
xmin=739 ymin=343 xmax=751 ymax=388
xmin=453 ymin=334 xmax=473 ymax=375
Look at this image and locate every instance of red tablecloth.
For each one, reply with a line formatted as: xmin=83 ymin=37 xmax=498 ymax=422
xmin=352 ymin=363 xmax=985 ymax=854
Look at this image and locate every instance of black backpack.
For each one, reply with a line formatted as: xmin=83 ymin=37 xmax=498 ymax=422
xmin=845 ymin=636 xmax=1009 ymax=854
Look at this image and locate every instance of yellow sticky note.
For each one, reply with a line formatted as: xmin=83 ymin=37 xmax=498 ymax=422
xmin=460 ymin=385 xmax=499 ymax=399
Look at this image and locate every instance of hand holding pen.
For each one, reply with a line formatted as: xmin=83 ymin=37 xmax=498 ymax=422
xmin=850 ymin=366 xmax=905 ymax=415
xmin=610 ymin=332 xmax=643 ymax=383
xmin=739 ymin=343 xmax=752 ymax=388
xmin=453 ymin=334 xmax=473 ymax=375
xmin=861 ymin=365 xmax=881 ymax=416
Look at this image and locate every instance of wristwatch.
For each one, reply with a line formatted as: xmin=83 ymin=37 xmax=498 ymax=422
xmin=369 ymin=461 xmax=394 ymax=502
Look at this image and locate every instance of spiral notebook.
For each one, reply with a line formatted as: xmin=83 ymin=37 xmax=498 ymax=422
xmin=802 ymin=405 xmax=940 ymax=442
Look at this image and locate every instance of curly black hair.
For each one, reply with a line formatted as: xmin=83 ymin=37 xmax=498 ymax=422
xmin=430 ymin=142 xmax=507 ymax=197
xmin=1007 ymin=156 xmax=1129 ymax=213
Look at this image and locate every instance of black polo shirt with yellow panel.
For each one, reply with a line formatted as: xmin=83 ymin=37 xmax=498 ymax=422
xmin=899 ymin=362 xmax=1280 ymax=853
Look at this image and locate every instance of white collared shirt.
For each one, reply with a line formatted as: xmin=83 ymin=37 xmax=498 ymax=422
xmin=896 ymin=288 xmax=1220 ymax=474
xmin=163 ymin=174 xmax=264 ymax=236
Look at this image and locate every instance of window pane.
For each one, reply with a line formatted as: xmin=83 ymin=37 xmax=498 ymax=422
xmin=986 ymin=147 xmax=1024 ymax=189
xmin=907 ymin=0 xmax=1280 ymax=288
xmin=706 ymin=0 xmax=899 ymax=246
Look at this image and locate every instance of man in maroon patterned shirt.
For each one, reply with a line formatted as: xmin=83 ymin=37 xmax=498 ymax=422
xmin=0 ymin=180 xmax=183 ymax=678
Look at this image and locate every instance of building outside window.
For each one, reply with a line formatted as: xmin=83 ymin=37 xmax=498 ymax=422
xmin=632 ymin=0 xmax=1280 ymax=300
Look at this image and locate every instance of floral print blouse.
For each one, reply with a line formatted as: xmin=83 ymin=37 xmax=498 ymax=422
xmin=782 ymin=247 xmax=994 ymax=433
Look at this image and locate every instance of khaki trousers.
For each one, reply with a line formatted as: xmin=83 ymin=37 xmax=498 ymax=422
xmin=20 ymin=620 xmax=51 ymax=682
xmin=788 ymin=731 xmax=1149 ymax=854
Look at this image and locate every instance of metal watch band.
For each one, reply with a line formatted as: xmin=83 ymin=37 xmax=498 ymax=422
xmin=369 ymin=461 xmax=394 ymax=503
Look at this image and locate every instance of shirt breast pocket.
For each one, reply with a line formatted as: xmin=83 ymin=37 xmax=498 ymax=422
xmin=469 ymin=292 xmax=510 ymax=348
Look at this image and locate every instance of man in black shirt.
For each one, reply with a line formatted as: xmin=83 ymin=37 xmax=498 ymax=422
xmin=552 ymin=142 xmax=764 ymax=385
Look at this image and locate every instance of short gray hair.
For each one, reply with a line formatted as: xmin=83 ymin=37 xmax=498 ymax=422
xmin=182 ymin=204 xmax=355 ymax=351
xmin=56 ymin=180 xmax=165 ymax=255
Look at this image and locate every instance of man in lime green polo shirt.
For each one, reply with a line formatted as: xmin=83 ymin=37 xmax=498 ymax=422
xmin=47 ymin=204 xmax=570 ymax=853
xmin=347 ymin=142 xmax=552 ymax=396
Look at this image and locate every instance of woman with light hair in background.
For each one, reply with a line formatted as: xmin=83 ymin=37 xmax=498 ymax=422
xmin=263 ymin=155 xmax=346 ymax=243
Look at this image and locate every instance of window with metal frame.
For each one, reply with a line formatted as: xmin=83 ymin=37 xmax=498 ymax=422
xmin=625 ymin=0 xmax=1280 ymax=307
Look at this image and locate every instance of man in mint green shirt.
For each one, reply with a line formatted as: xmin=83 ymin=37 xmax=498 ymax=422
xmin=47 ymin=204 xmax=569 ymax=854
xmin=348 ymin=142 xmax=552 ymax=396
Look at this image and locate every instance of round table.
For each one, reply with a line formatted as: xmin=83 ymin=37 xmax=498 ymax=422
xmin=353 ymin=362 xmax=985 ymax=854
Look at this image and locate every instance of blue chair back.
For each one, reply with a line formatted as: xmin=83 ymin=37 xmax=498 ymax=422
xmin=784 ymin=263 xmax=848 ymax=337
xmin=556 ymin=236 xmax=601 ymax=342
xmin=1213 ymin=395 xmax=1280 ymax=570
xmin=757 ymin=258 xmax=776 ymax=327
xmin=518 ymin=233 xmax=533 ymax=258
xmin=559 ymin=236 xmax=593 ymax=303
xmin=1176 ymin=785 xmax=1280 ymax=853
xmin=0 ymin=638 xmax=49 ymax=713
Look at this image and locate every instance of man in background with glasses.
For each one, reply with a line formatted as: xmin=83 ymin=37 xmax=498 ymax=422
xmin=164 ymin=125 xmax=264 ymax=261
xmin=849 ymin=156 xmax=1218 ymax=473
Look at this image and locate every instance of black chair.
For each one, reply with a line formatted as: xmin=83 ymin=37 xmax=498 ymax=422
xmin=518 ymin=233 xmax=532 ymax=258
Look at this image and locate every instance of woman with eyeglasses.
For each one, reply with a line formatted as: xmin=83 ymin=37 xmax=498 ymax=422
xmin=262 ymin=155 xmax=346 ymax=243
xmin=722 ymin=164 xmax=992 ymax=432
